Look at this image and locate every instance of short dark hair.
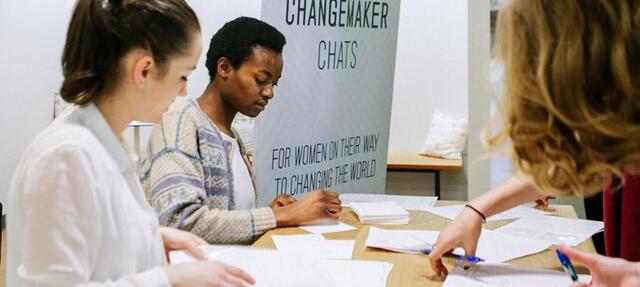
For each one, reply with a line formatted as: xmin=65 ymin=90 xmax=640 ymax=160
xmin=60 ymin=0 xmax=201 ymax=105
xmin=206 ymin=17 xmax=286 ymax=81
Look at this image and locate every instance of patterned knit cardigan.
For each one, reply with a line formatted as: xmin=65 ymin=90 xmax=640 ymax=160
xmin=139 ymin=98 xmax=276 ymax=244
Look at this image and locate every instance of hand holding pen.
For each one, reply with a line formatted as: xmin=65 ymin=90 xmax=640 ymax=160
xmin=558 ymin=246 xmax=640 ymax=287
xmin=423 ymin=246 xmax=484 ymax=264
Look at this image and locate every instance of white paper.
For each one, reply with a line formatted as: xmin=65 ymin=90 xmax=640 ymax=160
xmin=350 ymin=201 xmax=410 ymax=225
xmin=495 ymin=215 xmax=604 ymax=246
xmin=272 ymin=234 xmax=355 ymax=259
xmin=443 ymin=263 xmax=592 ymax=287
xmin=425 ymin=204 xmax=551 ymax=222
xmin=366 ymin=227 xmax=551 ymax=263
xmin=340 ymin=193 xmax=438 ymax=210
xmin=300 ymin=220 xmax=357 ymax=234
xmin=170 ymin=246 xmax=392 ymax=287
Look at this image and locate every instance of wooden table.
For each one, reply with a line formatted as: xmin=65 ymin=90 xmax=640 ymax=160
xmin=387 ymin=153 xmax=463 ymax=198
xmin=252 ymin=201 xmax=595 ymax=287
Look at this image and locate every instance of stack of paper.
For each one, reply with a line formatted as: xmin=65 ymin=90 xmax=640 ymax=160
xmin=271 ymin=234 xmax=355 ymax=259
xmin=443 ymin=263 xmax=591 ymax=287
xmin=425 ymin=204 xmax=551 ymax=222
xmin=350 ymin=202 xmax=410 ymax=225
xmin=366 ymin=227 xmax=551 ymax=263
xmin=170 ymin=246 xmax=393 ymax=287
xmin=340 ymin=193 xmax=438 ymax=211
xmin=495 ymin=215 xmax=604 ymax=246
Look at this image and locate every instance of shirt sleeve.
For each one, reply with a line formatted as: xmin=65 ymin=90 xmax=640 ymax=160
xmin=142 ymin=120 xmax=276 ymax=245
xmin=16 ymin=145 xmax=170 ymax=287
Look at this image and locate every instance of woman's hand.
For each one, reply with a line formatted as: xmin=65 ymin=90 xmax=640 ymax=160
xmin=428 ymin=207 xmax=484 ymax=276
xmin=534 ymin=196 xmax=555 ymax=207
xmin=272 ymin=189 xmax=342 ymax=226
xmin=165 ymin=261 xmax=255 ymax=287
xmin=560 ymin=246 xmax=640 ymax=287
xmin=160 ymin=227 xmax=208 ymax=262
xmin=269 ymin=194 xmax=296 ymax=208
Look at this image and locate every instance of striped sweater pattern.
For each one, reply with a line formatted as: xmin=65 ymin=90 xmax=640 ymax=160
xmin=139 ymin=98 xmax=276 ymax=244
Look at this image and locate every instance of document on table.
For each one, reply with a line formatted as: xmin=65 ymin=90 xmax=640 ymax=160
xmin=350 ymin=202 xmax=410 ymax=225
xmin=443 ymin=263 xmax=592 ymax=287
xmin=494 ymin=215 xmax=604 ymax=246
xmin=300 ymin=220 xmax=356 ymax=234
xmin=366 ymin=227 xmax=551 ymax=263
xmin=170 ymin=246 xmax=392 ymax=287
xmin=272 ymin=234 xmax=355 ymax=259
xmin=425 ymin=204 xmax=551 ymax=221
xmin=340 ymin=193 xmax=438 ymax=210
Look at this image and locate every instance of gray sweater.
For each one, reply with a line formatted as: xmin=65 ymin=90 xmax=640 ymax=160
xmin=140 ymin=98 xmax=276 ymax=244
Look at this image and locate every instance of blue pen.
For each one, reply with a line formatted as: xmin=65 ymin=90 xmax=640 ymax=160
xmin=422 ymin=247 xmax=485 ymax=264
xmin=556 ymin=249 xmax=579 ymax=282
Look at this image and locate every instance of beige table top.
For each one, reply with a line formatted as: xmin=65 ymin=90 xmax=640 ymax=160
xmin=252 ymin=200 xmax=596 ymax=287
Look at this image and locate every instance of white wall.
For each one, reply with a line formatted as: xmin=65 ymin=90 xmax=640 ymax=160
xmin=386 ymin=0 xmax=490 ymax=200
xmin=0 ymin=1 xmax=77 ymax=213
xmin=0 ymin=0 xmax=263 ymax=213
xmin=388 ymin=0 xmax=469 ymax=153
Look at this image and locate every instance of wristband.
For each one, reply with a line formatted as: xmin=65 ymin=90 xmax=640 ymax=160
xmin=464 ymin=204 xmax=487 ymax=223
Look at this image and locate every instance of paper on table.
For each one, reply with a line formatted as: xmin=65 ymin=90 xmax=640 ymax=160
xmin=318 ymin=258 xmax=393 ymax=287
xmin=425 ymin=204 xmax=551 ymax=221
xmin=443 ymin=263 xmax=592 ymax=287
xmin=340 ymin=193 xmax=438 ymax=210
xmin=170 ymin=246 xmax=392 ymax=287
xmin=494 ymin=215 xmax=604 ymax=246
xmin=300 ymin=220 xmax=357 ymax=234
xmin=366 ymin=227 xmax=551 ymax=263
xmin=272 ymin=234 xmax=355 ymax=259
xmin=350 ymin=202 xmax=410 ymax=225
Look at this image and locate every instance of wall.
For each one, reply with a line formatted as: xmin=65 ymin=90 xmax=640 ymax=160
xmin=386 ymin=0 xmax=490 ymax=200
xmin=0 ymin=0 xmax=263 ymax=213
xmin=0 ymin=1 xmax=77 ymax=213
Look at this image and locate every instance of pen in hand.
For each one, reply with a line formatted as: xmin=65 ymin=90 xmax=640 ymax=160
xmin=556 ymin=248 xmax=579 ymax=282
xmin=422 ymin=247 xmax=485 ymax=264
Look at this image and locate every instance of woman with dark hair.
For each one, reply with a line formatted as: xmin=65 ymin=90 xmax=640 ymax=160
xmin=140 ymin=17 xmax=342 ymax=245
xmin=428 ymin=1 xmax=640 ymax=286
xmin=7 ymin=1 xmax=253 ymax=286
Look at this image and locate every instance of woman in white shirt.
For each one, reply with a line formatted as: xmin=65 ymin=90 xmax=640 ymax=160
xmin=7 ymin=0 xmax=254 ymax=286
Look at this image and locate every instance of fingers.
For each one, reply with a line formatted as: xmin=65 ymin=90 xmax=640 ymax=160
xmin=221 ymin=273 xmax=251 ymax=287
xmin=428 ymin=239 xmax=455 ymax=276
xmin=569 ymin=282 xmax=589 ymax=287
xmin=559 ymin=246 xmax=597 ymax=268
xmin=190 ymin=233 xmax=208 ymax=245
xmin=224 ymin=264 xmax=256 ymax=285
xmin=183 ymin=238 xmax=207 ymax=261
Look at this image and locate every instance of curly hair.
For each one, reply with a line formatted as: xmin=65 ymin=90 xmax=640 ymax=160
xmin=488 ymin=0 xmax=640 ymax=197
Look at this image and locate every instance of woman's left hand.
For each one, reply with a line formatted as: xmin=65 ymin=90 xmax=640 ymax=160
xmin=160 ymin=227 xmax=208 ymax=262
xmin=559 ymin=246 xmax=640 ymax=287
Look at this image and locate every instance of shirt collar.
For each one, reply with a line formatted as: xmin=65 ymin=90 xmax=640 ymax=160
xmin=76 ymin=102 xmax=133 ymax=173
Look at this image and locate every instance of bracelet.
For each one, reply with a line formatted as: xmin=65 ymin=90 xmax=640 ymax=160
xmin=464 ymin=204 xmax=487 ymax=223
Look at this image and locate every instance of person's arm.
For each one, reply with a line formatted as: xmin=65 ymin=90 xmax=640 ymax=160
xmin=428 ymin=175 xmax=543 ymax=276
xmin=141 ymin=119 xmax=276 ymax=244
xmin=16 ymin=146 xmax=170 ymax=287
xmin=467 ymin=175 xmax=541 ymax=217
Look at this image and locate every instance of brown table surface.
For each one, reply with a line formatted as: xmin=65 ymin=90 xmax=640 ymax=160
xmin=252 ymin=200 xmax=595 ymax=287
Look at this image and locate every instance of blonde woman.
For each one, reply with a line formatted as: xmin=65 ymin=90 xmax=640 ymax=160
xmin=429 ymin=1 xmax=640 ymax=286
xmin=7 ymin=0 xmax=253 ymax=286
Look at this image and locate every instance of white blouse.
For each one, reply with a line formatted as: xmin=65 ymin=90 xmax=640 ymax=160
xmin=7 ymin=103 xmax=169 ymax=286
xmin=219 ymin=131 xmax=256 ymax=210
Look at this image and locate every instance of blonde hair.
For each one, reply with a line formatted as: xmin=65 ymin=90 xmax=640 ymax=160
xmin=489 ymin=0 xmax=640 ymax=197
